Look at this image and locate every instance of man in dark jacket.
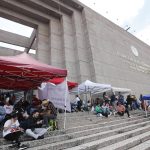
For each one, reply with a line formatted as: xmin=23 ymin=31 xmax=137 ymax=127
xmin=20 ymin=110 xmax=49 ymax=140
xmin=126 ymin=94 xmax=133 ymax=110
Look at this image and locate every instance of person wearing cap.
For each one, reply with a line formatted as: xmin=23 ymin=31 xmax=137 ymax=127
xmin=3 ymin=111 xmax=27 ymax=149
xmin=41 ymin=99 xmax=57 ymax=127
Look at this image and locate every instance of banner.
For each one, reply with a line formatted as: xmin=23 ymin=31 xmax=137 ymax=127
xmin=38 ymin=80 xmax=71 ymax=112
xmin=38 ymin=82 xmax=48 ymax=100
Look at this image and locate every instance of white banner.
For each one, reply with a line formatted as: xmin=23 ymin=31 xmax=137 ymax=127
xmin=38 ymin=80 xmax=71 ymax=112
xmin=38 ymin=82 xmax=48 ymax=100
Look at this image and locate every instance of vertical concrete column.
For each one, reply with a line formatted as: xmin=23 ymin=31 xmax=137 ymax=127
xmin=80 ymin=9 xmax=96 ymax=82
xmin=36 ymin=23 xmax=50 ymax=64
xmin=49 ymin=18 xmax=65 ymax=69
xmin=61 ymin=15 xmax=78 ymax=82
xmin=72 ymin=11 xmax=93 ymax=82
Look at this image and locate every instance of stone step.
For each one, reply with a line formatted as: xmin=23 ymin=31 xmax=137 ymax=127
xmin=0 ymin=111 xmax=145 ymax=149
xmin=58 ymin=114 xmax=111 ymax=129
xmin=57 ymin=110 xmax=142 ymax=119
xmin=58 ymin=114 xmax=96 ymax=121
xmin=43 ymin=114 xmax=146 ymax=138
xmin=0 ymin=114 xmax=145 ymax=146
xmin=128 ymin=139 xmax=150 ymax=150
xmin=58 ymin=110 xmax=145 ymax=129
xmin=55 ymin=114 xmax=145 ymax=138
xmin=58 ymin=110 xmax=144 ymax=125
xmin=48 ymin=117 xmax=149 ymax=139
xmin=59 ymin=116 xmax=101 ymax=129
xmin=57 ymin=112 xmax=93 ymax=118
xmin=63 ymin=124 xmax=150 ymax=150
xmin=0 ymin=114 xmax=146 ymax=147
xmin=49 ymin=117 xmax=149 ymax=141
xmin=21 ymin=118 xmax=150 ymax=150
xmin=99 ymin=130 xmax=150 ymax=150
xmin=64 ymin=113 xmax=145 ymax=133
xmin=58 ymin=111 xmax=93 ymax=117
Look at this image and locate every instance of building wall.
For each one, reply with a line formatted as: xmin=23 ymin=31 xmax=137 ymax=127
xmin=0 ymin=0 xmax=150 ymax=96
xmin=83 ymin=7 xmax=150 ymax=95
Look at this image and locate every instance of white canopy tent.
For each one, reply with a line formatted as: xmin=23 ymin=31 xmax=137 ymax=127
xmin=111 ymin=87 xmax=131 ymax=94
xmin=70 ymin=80 xmax=111 ymax=107
xmin=92 ymin=86 xmax=131 ymax=98
xmin=70 ymin=80 xmax=111 ymax=95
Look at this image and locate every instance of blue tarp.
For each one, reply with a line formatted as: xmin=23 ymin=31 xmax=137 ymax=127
xmin=142 ymin=95 xmax=150 ymax=100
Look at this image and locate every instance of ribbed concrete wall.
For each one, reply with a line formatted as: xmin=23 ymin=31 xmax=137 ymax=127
xmin=82 ymin=7 xmax=150 ymax=95
xmin=0 ymin=0 xmax=150 ymax=96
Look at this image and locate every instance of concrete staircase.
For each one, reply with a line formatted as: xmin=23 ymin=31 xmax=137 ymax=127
xmin=1 ymin=110 xmax=150 ymax=150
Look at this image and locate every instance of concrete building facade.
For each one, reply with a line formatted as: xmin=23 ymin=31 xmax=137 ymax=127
xmin=0 ymin=0 xmax=150 ymax=96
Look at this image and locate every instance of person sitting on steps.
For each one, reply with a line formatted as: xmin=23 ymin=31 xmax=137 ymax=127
xmin=41 ymin=99 xmax=58 ymax=130
xmin=116 ymin=102 xmax=125 ymax=116
xmin=20 ymin=110 xmax=50 ymax=140
xmin=3 ymin=111 xmax=28 ymax=150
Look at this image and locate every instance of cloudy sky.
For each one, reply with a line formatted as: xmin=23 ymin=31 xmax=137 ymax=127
xmin=79 ymin=0 xmax=150 ymax=46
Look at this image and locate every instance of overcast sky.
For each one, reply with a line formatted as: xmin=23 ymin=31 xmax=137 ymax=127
xmin=79 ymin=0 xmax=150 ymax=46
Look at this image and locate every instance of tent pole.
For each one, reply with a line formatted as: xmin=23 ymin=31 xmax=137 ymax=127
xmin=85 ymin=86 xmax=87 ymax=104
xmin=89 ymin=91 xmax=92 ymax=114
xmin=86 ymin=86 xmax=88 ymax=106
xmin=64 ymin=77 xmax=68 ymax=129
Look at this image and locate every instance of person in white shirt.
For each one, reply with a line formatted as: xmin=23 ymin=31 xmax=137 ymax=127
xmin=75 ymin=95 xmax=82 ymax=111
xmin=73 ymin=95 xmax=80 ymax=105
xmin=3 ymin=111 xmax=27 ymax=149
xmin=71 ymin=95 xmax=80 ymax=112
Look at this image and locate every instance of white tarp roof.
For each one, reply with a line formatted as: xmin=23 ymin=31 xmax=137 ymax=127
xmin=92 ymin=86 xmax=131 ymax=97
xmin=112 ymin=87 xmax=131 ymax=94
xmin=70 ymin=80 xmax=111 ymax=94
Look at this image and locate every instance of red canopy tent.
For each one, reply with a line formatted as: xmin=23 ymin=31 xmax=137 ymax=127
xmin=48 ymin=78 xmax=78 ymax=90
xmin=0 ymin=53 xmax=67 ymax=90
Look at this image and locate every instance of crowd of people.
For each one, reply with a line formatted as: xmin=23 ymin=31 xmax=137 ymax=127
xmin=71 ymin=95 xmax=91 ymax=112
xmin=0 ymin=93 xmax=57 ymax=149
xmin=0 ymin=91 xmax=148 ymax=149
xmin=71 ymin=92 xmax=145 ymax=118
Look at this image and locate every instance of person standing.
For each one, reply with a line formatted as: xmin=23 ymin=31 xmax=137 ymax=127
xmin=110 ymin=93 xmax=116 ymax=113
xmin=118 ymin=92 xmax=124 ymax=104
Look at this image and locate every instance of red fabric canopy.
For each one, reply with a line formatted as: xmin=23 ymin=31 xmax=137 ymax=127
xmin=0 ymin=53 xmax=67 ymax=90
xmin=48 ymin=78 xmax=78 ymax=90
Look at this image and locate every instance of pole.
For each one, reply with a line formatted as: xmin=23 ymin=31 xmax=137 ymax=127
xmin=85 ymin=86 xmax=88 ymax=107
xmin=89 ymin=91 xmax=92 ymax=113
xmin=64 ymin=77 xmax=68 ymax=129
xmin=144 ymin=100 xmax=148 ymax=117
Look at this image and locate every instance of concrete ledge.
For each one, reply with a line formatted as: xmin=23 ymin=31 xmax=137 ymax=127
xmin=64 ymin=124 xmax=150 ymax=150
xmin=128 ymin=139 xmax=150 ymax=150
xmin=0 ymin=111 xmax=147 ymax=150
xmin=100 ymin=131 xmax=150 ymax=150
xmin=22 ymin=120 xmax=150 ymax=150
